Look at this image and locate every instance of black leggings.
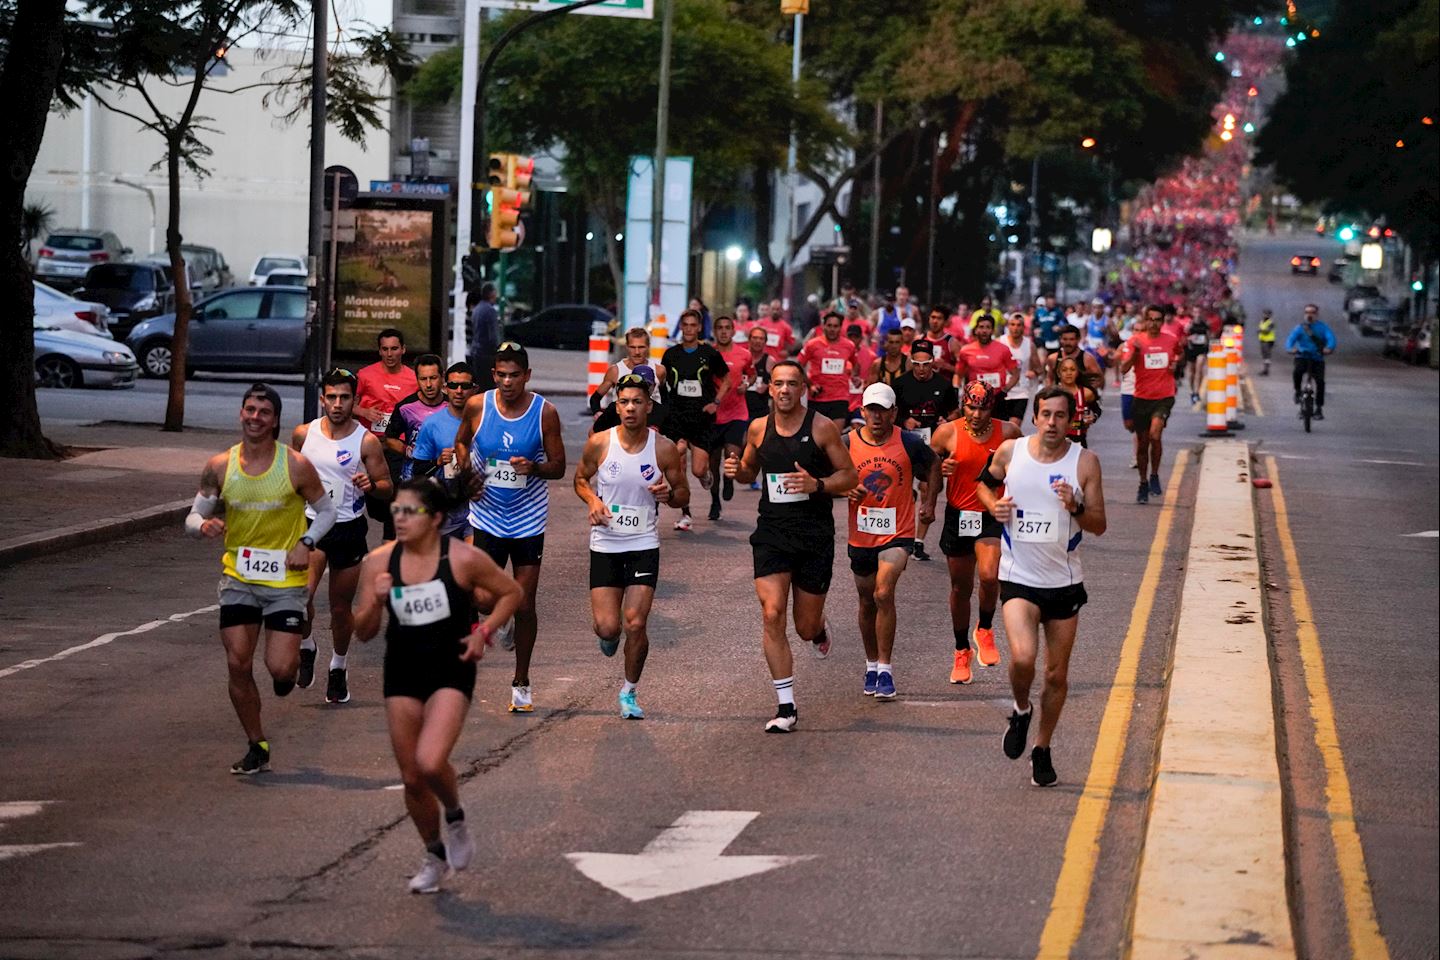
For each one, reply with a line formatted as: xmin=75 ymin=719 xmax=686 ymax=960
xmin=1293 ymin=357 xmax=1326 ymax=408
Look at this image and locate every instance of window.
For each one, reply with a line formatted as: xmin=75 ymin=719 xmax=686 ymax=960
xmin=256 ymin=257 xmax=304 ymax=275
xmin=269 ymin=292 xmax=307 ymax=319
xmin=204 ymin=291 xmax=265 ymax=320
xmin=46 ymin=234 xmax=103 ymax=251
xmin=86 ymin=265 xmax=155 ymax=291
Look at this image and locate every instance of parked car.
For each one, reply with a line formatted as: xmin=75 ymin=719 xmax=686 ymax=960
xmin=1326 ymin=256 xmax=1351 ymax=284
xmin=32 ymin=280 xmax=113 ymax=337
xmin=265 ymin=271 xmax=308 ymax=286
xmin=1356 ymin=303 xmax=1399 ymax=337
xmin=248 ymin=253 xmax=305 ymax=286
xmin=1382 ymin=318 xmax=1411 ymax=357
xmin=126 ymin=286 xmax=309 ymax=378
xmin=181 ymin=244 xmax=233 ymax=291
xmin=33 ymin=319 xmax=138 ymax=389
xmin=74 ymin=263 xmax=176 ymax=340
xmin=1289 ymin=252 xmax=1321 ymax=275
xmin=1344 ymin=284 xmax=1383 ymax=318
xmin=140 ymin=253 xmax=206 ymax=295
xmin=35 ymin=229 xmax=131 ymax=290
xmin=500 ymin=304 xmax=617 ymax=351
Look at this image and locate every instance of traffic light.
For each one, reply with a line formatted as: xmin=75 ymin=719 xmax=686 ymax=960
xmin=484 ymin=153 xmax=535 ymax=250
xmin=1412 ymin=278 xmax=1425 ymax=293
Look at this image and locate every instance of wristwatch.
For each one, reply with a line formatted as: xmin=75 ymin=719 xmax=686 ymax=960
xmin=300 ymin=536 xmax=316 ymax=549
xmin=815 ymin=477 xmax=825 ymax=495
xmin=1068 ymin=501 xmax=1085 ymax=518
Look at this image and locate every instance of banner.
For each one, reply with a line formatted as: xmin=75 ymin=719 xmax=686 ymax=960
xmin=335 ymin=196 xmax=447 ymax=358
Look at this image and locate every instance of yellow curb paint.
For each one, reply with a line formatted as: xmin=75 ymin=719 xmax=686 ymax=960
xmin=1245 ymin=374 xmax=1266 ymax=416
xmin=1033 ymin=450 xmax=1190 ymax=960
xmin=1267 ymin=456 xmax=1391 ymax=960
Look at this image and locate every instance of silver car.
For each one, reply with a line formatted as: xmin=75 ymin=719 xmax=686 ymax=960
xmin=32 ymin=280 xmax=114 ymax=336
xmin=33 ymin=320 xmax=138 ymax=389
xmin=125 ymin=286 xmax=309 ymax=378
xmin=36 ymin=229 xmax=131 ymax=290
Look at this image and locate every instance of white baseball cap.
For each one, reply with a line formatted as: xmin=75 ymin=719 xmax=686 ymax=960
xmin=861 ymin=382 xmax=896 ymax=409
xmin=1035 ymin=296 xmax=1046 ymax=306
xmin=899 ymin=317 xmax=917 ymax=329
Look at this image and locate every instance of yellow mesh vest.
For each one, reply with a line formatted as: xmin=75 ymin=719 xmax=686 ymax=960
xmin=220 ymin=444 xmax=309 ymax=587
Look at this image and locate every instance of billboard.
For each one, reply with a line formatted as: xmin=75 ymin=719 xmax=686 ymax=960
xmin=335 ymin=195 xmax=448 ymax=359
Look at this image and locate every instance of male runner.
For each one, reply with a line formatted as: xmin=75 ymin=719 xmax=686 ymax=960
xmin=796 ymin=310 xmax=861 ymax=429
xmin=708 ymin=314 xmax=755 ymax=518
xmin=1286 ymin=304 xmax=1336 ymax=419
xmin=454 ymin=342 xmax=567 ymax=713
xmin=892 ymin=339 xmax=958 ymax=561
xmin=921 ymin=304 xmax=959 ymax=380
xmin=187 ymin=383 xmax=334 ymax=774
xmin=355 ymin=328 xmax=415 ymax=540
xmin=724 ymin=360 xmax=858 ymax=732
xmin=1043 ymin=324 xmax=1103 ymax=391
xmin=661 ymin=309 xmax=730 ymax=529
xmin=998 ymin=311 xmax=1040 ymax=425
xmin=756 ymin=300 xmax=796 ymax=360
xmin=292 ymin=368 xmax=395 ymax=703
xmin=574 ymin=374 xmax=691 ymax=719
xmin=1184 ymin=309 xmax=1212 ymax=404
xmin=846 ymin=323 xmax=878 ymax=420
xmin=1032 ymin=295 xmax=1061 ymax=359
xmin=977 ymin=387 xmax=1107 ymax=787
xmin=1119 ymin=305 xmax=1182 ymax=504
xmin=872 ymin=329 xmax=910 ymax=387
xmin=591 ymin=327 xmax=667 ymax=434
xmin=409 ymin=362 xmax=480 ymax=538
xmin=844 ymin=382 xmax=937 ymax=699
xmin=969 ymin=294 xmax=1003 ymax=332
xmin=955 ymin=315 xmax=1020 ymax=396
xmin=384 ymin=354 xmax=446 ymax=482
xmin=927 ymin=382 xmax=1020 ymax=683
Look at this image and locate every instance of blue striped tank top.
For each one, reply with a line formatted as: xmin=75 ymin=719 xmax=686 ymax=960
xmin=468 ymin=390 xmax=549 ymax=537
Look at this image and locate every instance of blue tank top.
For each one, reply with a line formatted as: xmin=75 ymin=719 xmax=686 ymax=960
xmin=468 ymin=390 xmax=549 ymax=538
xmin=1086 ymin=316 xmax=1107 ymax=343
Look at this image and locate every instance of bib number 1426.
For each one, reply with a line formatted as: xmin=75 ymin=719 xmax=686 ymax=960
xmin=237 ymin=546 xmax=286 ymax=580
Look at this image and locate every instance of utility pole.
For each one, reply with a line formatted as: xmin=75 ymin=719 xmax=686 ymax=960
xmin=778 ymin=5 xmax=803 ymax=323
xmin=1027 ymin=155 xmax=1040 ymax=300
xmin=867 ymin=98 xmax=883 ymax=295
xmin=925 ymin=126 xmax=940 ymax=304
xmin=304 ymin=0 xmax=327 ymax=422
xmin=648 ymin=0 xmax=675 ymax=320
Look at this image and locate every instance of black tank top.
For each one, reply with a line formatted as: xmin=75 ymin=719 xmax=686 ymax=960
xmin=385 ymin=539 xmax=475 ymax=651
xmin=757 ymin=407 xmax=834 ymax=526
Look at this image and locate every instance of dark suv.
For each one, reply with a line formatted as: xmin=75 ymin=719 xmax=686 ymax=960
xmin=75 ymin=263 xmax=176 ymax=339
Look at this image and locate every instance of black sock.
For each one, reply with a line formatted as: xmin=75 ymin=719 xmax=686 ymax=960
xmin=978 ymin=607 xmax=995 ymax=630
xmin=273 ymin=678 xmax=295 ymax=697
xmin=954 ymin=629 xmax=970 ymax=651
xmin=444 ymin=806 xmax=465 ymax=824
xmin=426 ymin=840 xmax=447 ymax=860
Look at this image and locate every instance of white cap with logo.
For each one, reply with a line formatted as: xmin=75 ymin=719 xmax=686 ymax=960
xmin=861 ymin=382 xmax=896 ymax=409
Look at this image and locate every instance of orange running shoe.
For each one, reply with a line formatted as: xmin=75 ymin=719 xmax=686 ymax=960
xmin=973 ymin=627 xmax=1000 ymax=667
xmin=950 ymin=648 xmax=973 ymax=684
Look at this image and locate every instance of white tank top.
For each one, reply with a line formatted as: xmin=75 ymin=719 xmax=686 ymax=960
xmin=301 ymin=418 xmax=367 ymax=522
xmin=999 ymin=436 xmax=1084 ymax=588
xmin=1004 ymin=336 xmax=1033 ymax=400
xmin=603 ymin=359 xmax=663 ymax=407
xmin=590 ymin=427 xmax=661 ymax=553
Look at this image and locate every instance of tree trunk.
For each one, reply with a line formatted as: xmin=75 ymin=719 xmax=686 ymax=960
xmin=752 ymin=165 xmax=777 ymax=294
xmin=0 ymin=0 xmax=68 ymax=459
xmin=162 ymin=135 xmax=190 ymax=432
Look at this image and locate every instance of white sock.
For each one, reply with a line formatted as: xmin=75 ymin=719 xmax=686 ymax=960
xmin=773 ymin=676 xmax=795 ymax=706
xmin=330 ymin=653 xmax=347 ymax=670
xmin=300 ymin=637 xmax=316 ymax=652
xmin=865 ymin=660 xmax=878 ymax=673
xmin=621 ymin=680 xmax=637 ymax=695
xmin=1013 ymin=699 xmax=1032 ymax=715
xmin=877 ymin=662 xmax=892 ymax=676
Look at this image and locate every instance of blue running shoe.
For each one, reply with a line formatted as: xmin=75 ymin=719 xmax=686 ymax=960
xmin=619 ymin=689 xmax=645 ymax=720
xmin=875 ymin=671 xmax=896 ymax=700
xmin=863 ymin=670 xmax=879 ymax=696
xmin=598 ymin=635 xmax=620 ymax=658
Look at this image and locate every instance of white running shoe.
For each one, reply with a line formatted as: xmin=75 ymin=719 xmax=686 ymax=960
xmin=508 ymin=684 xmax=534 ymax=713
xmin=495 ymin=617 xmax=515 ymax=651
xmin=443 ymin=818 xmax=474 ymax=871
xmin=408 ymin=852 xmax=452 ymax=894
xmin=764 ymin=706 xmax=798 ymax=733
xmin=673 ymin=515 xmax=693 ymax=531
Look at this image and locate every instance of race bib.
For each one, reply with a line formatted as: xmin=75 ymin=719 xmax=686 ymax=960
xmin=677 ymin=379 xmax=703 ymax=398
xmin=1144 ymin=351 xmax=1169 ymax=369
xmin=913 ymin=426 xmax=933 ymax=444
xmin=1013 ymin=509 xmax=1059 ymax=543
xmin=821 ymin=357 xmax=846 ymax=376
xmin=373 ymin=412 xmax=390 ymax=432
xmin=391 ymin=579 xmax=451 ymax=627
xmin=766 ymin=332 xmax=781 ymax=348
xmin=236 ymin=546 xmax=286 ymax=581
xmin=1189 ymin=333 xmax=1208 ymax=346
xmin=979 ymin=372 xmax=1001 ymax=388
xmin=856 ymin=506 xmax=897 ymax=535
xmin=1045 ymin=340 xmax=1060 ymax=351
xmin=766 ymin=473 xmax=808 ymax=504
xmin=607 ymin=503 xmax=649 ymax=534
xmin=955 ymin=510 xmax=983 ymax=537
xmin=486 ymin=457 xmax=525 ymax=489
xmin=442 ymin=455 xmax=458 ymax=480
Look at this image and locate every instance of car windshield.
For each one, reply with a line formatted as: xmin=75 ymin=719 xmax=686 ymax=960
xmin=257 ymin=257 xmax=301 ymax=274
xmin=86 ymin=265 xmax=153 ymax=290
xmin=47 ymin=234 xmax=103 ymax=251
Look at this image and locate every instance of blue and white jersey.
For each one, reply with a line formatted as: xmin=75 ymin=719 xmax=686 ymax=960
xmin=1085 ymin=314 xmax=1108 ymax=349
xmin=468 ymin=390 xmax=550 ymax=538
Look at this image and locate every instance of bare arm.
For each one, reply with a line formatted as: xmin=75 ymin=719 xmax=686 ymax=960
xmin=809 ymin=416 xmax=859 ymax=496
xmin=573 ymin=432 xmax=609 ymax=526
xmin=185 ymin=453 xmax=229 ymax=539
xmin=520 ymin=402 xmax=567 ymax=481
xmin=974 ymin=438 xmax=1016 ymax=518
xmin=357 ymin=432 xmax=394 ymax=500
xmin=925 ymin=422 xmax=955 ymax=515
xmin=723 ymin=418 xmax=765 ymax=484
xmin=352 ymin=545 xmax=395 ymax=643
xmin=653 ymin=435 xmax=691 ymax=511
xmin=1053 ymin=449 xmax=1106 ymax=535
xmin=452 ymin=393 xmax=486 ymax=495
xmin=290 ymin=422 xmax=309 ymax=452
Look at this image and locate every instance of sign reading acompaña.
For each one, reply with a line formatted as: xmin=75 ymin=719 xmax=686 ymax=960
xmin=475 ymin=0 xmax=652 ymax=18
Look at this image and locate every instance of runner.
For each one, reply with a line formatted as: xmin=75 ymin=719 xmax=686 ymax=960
xmin=926 ymin=381 xmax=1020 ymax=684
xmin=1116 ymin=335 xmax=1139 ymax=468
xmin=969 ymin=294 xmax=1003 ymax=333
xmin=453 ymin=342 xmax=567 ymax=713
xmin=292 ymin=368 xmax=395 ymax=703
xmin=186 ymin=383 xmax=334 ymax=774
xmin=846 ymin=323 xmax=878 ymax=421
xmin=756 ymin=300 xmax=795 ymax=360
xmin=976 ymin=387 xmax=1107 ymax=787
xmin=707 ymin=314 xmax=755 ymax=519
xmin=355 ymin=328 xmax=416 ymax=541
xmin=1032 ymin=294 xmax=1062 ymax=360
xmin=408 ymin=363 xmax=481 ymax=539
xmin=744 ymin=326 xmax=774 ymax=421
xmin=1257 ymin=308 xmax=1277 ymax=376
xmin=383 ymin=354 xmax=446 ymax=483
xmin=1054 ymin=356 xmax=1100 ymax=447
xmin=892 ymin=339 xmax=958 ymax=561
xmin=574 ymin=374 xmax=691 ymax=719
xmin=1043 ymin=324 xmax=1103 ymax=391
xmin=661 ymin=309 xmax=730 ymax=529
xmin=921 ymin=304 xmax=959 ymax=380
xmin=998 ymin=311 xmax=1041 ymax=426
xmin=351 ymin=479 xmax=523 ymax=894
xmin=871 ymin=329 xmax=910 ymax=387
xmin=796 ymin=311 xmax=860 ymax=430
xmin=591 ymin=327 xmax=667 ymax=435
xmin=1119 ymin=305 xmax=1182 ymax=504
xmin=1184 ymin=309 xmax=1212 ymax=404
xmin=844 ymin=382 xmax=937 ymax=700
xmin=955 ymin=315 xmax=1020 ymax=397
xmin=723 ymin=360 xmax=858 ymax=733
xmin=1081 ymin=300 xmax=1117 ymax=380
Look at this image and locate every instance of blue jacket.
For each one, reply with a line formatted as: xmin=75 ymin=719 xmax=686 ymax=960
xmin=1285 ymin=321 xmax=1336 ymax=359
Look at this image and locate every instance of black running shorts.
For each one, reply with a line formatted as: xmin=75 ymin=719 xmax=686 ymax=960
xmin=847 ymin=539 xmax=914 ymax=577
xmin=589 ymin=548 xmax=661 ymax=590
xmin=750 ymin=522 xmax=834 ymax=595
xmin=472 ymin=529 xmax=545 ymax=569
xmin=383 ymin=644 xmax=477 ymax=701
xmin=999 ymin=580 xmax=1088 ymax=622
xmin=939 ymin=504 xmax=1003 ymax=558
xmin=317 ymin=516 xmax=370 ymax=572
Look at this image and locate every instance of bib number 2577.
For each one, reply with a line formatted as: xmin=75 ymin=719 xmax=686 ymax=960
xmin=1012 ymin=509 xmax=1059 ymax=543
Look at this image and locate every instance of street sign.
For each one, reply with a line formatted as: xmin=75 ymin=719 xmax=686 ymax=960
xmin=370 ymin=180 xmax=452 ymax=197
xmin=476 ymin=0 xmax=652 ymax=18
xmin=321 ymin=209 xmax=357 ymax=243
xmin=323 ymin=165 xmax=359 ymax=211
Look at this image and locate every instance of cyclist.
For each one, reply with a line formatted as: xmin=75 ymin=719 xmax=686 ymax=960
xmin=1285 ymin=304 xmax=1336 ymax=421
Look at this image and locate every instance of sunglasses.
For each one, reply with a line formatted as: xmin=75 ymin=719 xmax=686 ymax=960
xmin=446 ymin=380 xmax=476 ymax=390
xmin=616 ymin=373 xmax=649 ymax=387
xmin=910 ymin=358 xmax=933 ymax=366
xmin=497 ymin=341 xmax=523 ymax=352
xmin=327 ymin=366 xmax=353 ymax=378
xmin=389 ymin=504 xmax=432 ymax=517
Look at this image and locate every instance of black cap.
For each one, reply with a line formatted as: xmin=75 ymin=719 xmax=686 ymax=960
xmin=908 ymin=338 xmax=934 ymax=356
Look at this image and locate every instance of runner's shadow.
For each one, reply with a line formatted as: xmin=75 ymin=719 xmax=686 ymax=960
xmin=433 ymin=896 xmax=638 ymax=948
xmin=237 ymin=768 xmax=395 ymax=791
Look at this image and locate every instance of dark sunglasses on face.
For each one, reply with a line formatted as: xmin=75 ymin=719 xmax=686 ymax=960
xmin=446 ymin=380 xmax=475 ymax=390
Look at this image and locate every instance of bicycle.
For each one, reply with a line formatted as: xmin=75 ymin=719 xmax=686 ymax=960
xmin=1298 ymin=368 xmax=1317 ymax=432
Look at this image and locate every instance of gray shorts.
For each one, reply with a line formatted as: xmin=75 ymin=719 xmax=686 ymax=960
xmin=217 ymin=577 xmax=308 ymax=617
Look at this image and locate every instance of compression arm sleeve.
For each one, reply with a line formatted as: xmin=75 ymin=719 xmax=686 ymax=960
xmin=184 ymin=493 xmax=219 ymax=538
xmin=303 ymin=491 xmax=337 ymax=544
xmin=977 ymin=452 xmax=1005 ymax=489
xmin=589 ymin=390 xmax=605 ymax=414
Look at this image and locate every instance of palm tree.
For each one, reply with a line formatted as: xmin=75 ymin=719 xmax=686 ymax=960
xmin=21 ymin=201 xmax=55 ymax=265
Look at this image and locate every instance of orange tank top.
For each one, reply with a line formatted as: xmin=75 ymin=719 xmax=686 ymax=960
xmin=847 ymin=427 xmax=917 ymax=548
xmin=946 ymin=421 xmax=1007 ymax=511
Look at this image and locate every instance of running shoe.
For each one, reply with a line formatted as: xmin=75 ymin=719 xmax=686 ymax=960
xmin=443 ymin=818 xmax=475 ymax=870
xmin=619 ymin=689 xmax=645 ymax=720
xmin=408 ymin=852 xmax=452 ymax=894
xmin=875 ymin=671 xmax=896 ymax=700
xmin=708 ymin=503 xmax=722 ymax=522
xmin=973 ymin=627 xmax=1000 ymax=667
xmin=508 ymin=684 xmax=534 ymax=713
xmin=722 ymin=477 xmax=735 ymax=501
xmin=950 ymin=649 xmax=973 ymax=685
xmin=1136 ymin=481 xmax=1149 ymax=505
xmin=1148 ymin=473 xmax=1162 ymax=497
xmin=495 ymin=617 xmax=516 ymax=652
xmin=1128 ymin=454 xmax=1138 ymax=469
xmin=749 ymin=480 xmax=761 ymax=491
xmin=912 ymin=542 xmax=933 ymax=562
xmin=1190 ymin=392 xmax=1200 ymax=405
xmin=598 ymin=635 xmax=620 ymax=658
xmin=1293 ymin=392 xmax=1301 ymax=404
xmin=1031 ymin=746 xmax=1058 ymax=787
xmin=1313 ymin=409 xmax=1324 ymax=421
xmin=810 ymin=622 xmax=831 ymax=660
xmin=1003 ymin=706 xmax=1032 ymax=759
xmin=230 ymin=741 xmax=270 ymax=776
xmin=673 ymin=514 xmax=693 ymax=532
xmin=863 ymin=670 xmax=878 ymax=696
xmin=297 ymin=645 xmax=317 ymax=689
xmin=325 ymin=668 xmax=350 ymax=704
xmin=764 ymin=704 xmax=798 ymax=733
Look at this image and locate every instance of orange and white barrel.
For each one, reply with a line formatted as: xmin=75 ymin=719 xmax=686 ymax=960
xmin=1205 ymin=342 xmax=1230 ymax=435
xmin=649 ymin=314 xmax=668 ymax=366
xmin=1224 ymin=340 xmax=1240 ymax=428
xmin=587 ymin=321 xmax=610 ymax=397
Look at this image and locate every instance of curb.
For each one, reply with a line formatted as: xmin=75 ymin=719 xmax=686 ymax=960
xmin=0 ymin=500 xmax=191 ymax=568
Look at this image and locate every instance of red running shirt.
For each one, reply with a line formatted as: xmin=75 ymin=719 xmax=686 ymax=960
xmin=1130 ymin=331 xmax=1181 ymax=400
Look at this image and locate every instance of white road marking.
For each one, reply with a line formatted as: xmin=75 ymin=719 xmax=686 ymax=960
xmin=383 ymin=784 xmax=405 ymax=791
xmin=1359 ymin=459 xmax=1429 ymax=467
xmin=566 ymin=810 xmax=814 ymax=903
xmin=0 ymin=801 xmax=80 ymax=862
xmin=1402 ymin=530 xmax=1439 ymax=538
xmin=0 ymin=843 xmax=81 ymax=862
xmin=0 ymin=604 xmax=220 ymax=681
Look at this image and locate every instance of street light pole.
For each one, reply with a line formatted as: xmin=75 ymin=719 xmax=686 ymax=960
xmin=868 ymin=98 xmax=883 ymax=294
xmin=304 ymin=0 xmax=327 ymax=422
xmin=648 ymin=0 xmax=675 ymax=322
xmin=779 ymin=8 xmax=802 ymax=323
xmin=1027 ymin=155 xmax=1040 ymax=300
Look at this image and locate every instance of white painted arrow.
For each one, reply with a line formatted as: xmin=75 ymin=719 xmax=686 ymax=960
xmin=566 ymin=810 xmax=814 ymax=903
xmin=0 ymin=801 xmax=80 ymax=862
xmin=1402 ymin=530 xmax=1439 ymax=538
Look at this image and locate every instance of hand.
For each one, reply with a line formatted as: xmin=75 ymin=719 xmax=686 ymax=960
xmin=904 ymin=418 xmax=919 ymax=429
xmin=459 ymin=623 xmax=493 ymax=663
xmin=809 ymin=384 xmax=821 ymax=398
xmin=1050 ymin=478 xmax=1078 ymax=512
xmin=438 ymin=448 xmax=454 ymax=466
xmin=779 ymin=460 xmax=817 ymax=496
xmin=375 ymin=572 xmax=394 ymax=601
xmin=464 ymin=467 xmax=486 ymax=498
xmin=352 ymin=470 xmax=373 ymax=493
xmin=991 ymin=495 xmax=1015 ymax=523
xmin=356 ymin=405 xmax=383 ymax=424
xmin=648 ymin=479 xmax=673 ymax=504
xmin=846 ymin=485 xmax=866 ymax=503
xmin=940 ymin=458 xmax=958 ymax=478
xmin=509 ymin=456 xmax=536 ymax=476
xmin=587 ymin=498 xmax=611 ymax=526
xmin=919 ymin=504 xmax=935 ymax=525
xmin=286 ymin=542 xmax=312 ymax=570
xmin=722 ymin=452 xmax=740 ymax=479
xmin=200 ymin=517 xmax=226 ymax=538
xmin=702 ymin=402 xmax=718 ymax=415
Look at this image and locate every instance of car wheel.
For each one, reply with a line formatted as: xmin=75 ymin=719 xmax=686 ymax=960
xmin=140 ymin=339 xmax=173 ymax=378
xmin=35 ymin=355 xmax=83 ymax=389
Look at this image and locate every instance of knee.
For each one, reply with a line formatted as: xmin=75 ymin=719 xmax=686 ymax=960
xmin=760 ymin=602 xmax=786 ymax=631
xmin=399 ymin=764 xmax=426 ymax=794
xmin=622 ymin=610 xmax=647 ymax=637
xmin=872 ymin=583 xmax=896 ymax=607
xmin=417 ymin=754 xmax=451 ymax=786
xmin=1044 ymin=663 xmax=1069 ymax=691
xmin=593 ymin=612 xmax=621 ymax=639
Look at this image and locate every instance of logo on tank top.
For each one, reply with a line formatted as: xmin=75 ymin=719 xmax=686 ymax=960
xmin=861 ymin=470 xmax=893 ymax=501
xmin=336 ymin=449 xmax=353 ymax=466
xmin=1049 ymin=473 xmax=1065 ymax=485
xmin=640 ymin=464 xmax=657 ymax=483
xmin=605 ymin=460 xmax=622 ymax=479
xmin=502 ymin=430 xmax=515 ymax=449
